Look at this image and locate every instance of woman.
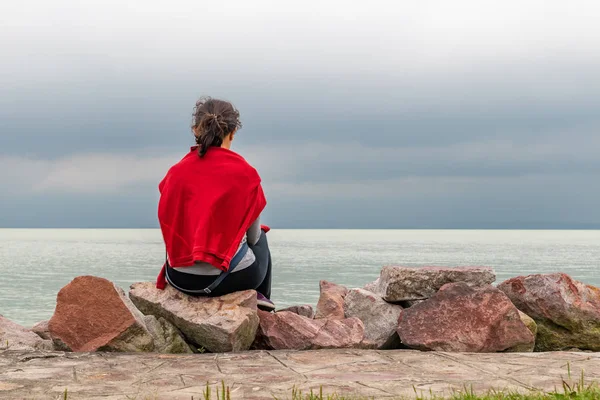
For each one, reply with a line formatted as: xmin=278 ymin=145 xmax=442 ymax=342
xmin=155 ymin=97 xmax=274 ymax=311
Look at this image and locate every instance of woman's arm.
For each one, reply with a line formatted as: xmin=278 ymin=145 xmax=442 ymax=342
xmin=246 ymin=217 xmax=261 ymax=246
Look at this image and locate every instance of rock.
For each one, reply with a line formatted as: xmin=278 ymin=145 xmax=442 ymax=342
xmin=518 ymin=311 xmax=538 ymax=338
xmin=315 ymin=281 xmax=349 ymax=320
xmin=344 ymin=288 xmax=402 ymax=349
xmin=129 ymin=282 xmax=259 ymax=353
xmin=375 ymin=266 xmax=496 ymax=302
xmin=0 ymin=315 xmax=53 ymax=351
xmin=311 ymin=317 xmax=365 ymax=350
xmin=498 ymin=273 xmax=600 ymax=351
xmin=397 ymin=282 xmax=534 ymax=352
xmin=143 ymin=315 xmax=193 ymax=354
xmin=48 ymin=276 xmax=155 ymax=352
xmin=31 ymin=320 xmax=51 ymax=340
xmin=254 ymin=310 xmax=365 ymax=350
xmin=363 ymin=279 xmax=380 ymax=293
xmin=505 ymin=311 xmax=537 ymax=352
xmin=277 ymin=305 xmax=314 ymax=319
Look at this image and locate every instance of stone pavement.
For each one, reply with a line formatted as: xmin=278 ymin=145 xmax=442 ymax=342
xmin=1 ymin=349 xmax=599 ymax=399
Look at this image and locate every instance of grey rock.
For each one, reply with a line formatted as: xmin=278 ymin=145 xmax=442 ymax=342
xmin=344 ymin=288 xmax=402 ymax=349
xmin=376 ymin=266 xmax=496 ymax=302
xmin=143 ymin=315 xmax=193 ymax=354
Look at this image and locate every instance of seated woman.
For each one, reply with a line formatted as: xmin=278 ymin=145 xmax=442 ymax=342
xmin=155 ymin=97 xmax=274 ymax=311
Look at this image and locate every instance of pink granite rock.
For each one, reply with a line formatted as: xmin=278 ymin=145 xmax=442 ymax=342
xmin=0 ymin=315 xmax=53 ymax=351
xmin=49 ymin=276 xmax=155 ymax=352
xmin=277 ymin=305 xmax=315 ymax=319
xmin=312 ymin=317 xmax=365 ymax=349
xmin=498 ymin=273 xmax=600 ymax=351
xmin=315 ymin=281 xmax=349 ymax=320
xmin=397 ymin=282 xmax=534 ymax=352
xmin=344 ymin=288 xmax=402 ymax=349
xmin=129 ymin=282 xmax=259 ymax=353
xmin=254 ymin=310 xmax=364 ymax=350
xmin=375 ymin=266 xmax=496 ymax=302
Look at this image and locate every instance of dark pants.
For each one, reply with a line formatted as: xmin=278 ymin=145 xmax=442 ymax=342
xmin=166 ymin=231 xmax=272 ymax=298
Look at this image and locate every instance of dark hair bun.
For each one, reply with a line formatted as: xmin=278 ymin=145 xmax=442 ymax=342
xmin=192 ymin=97 xmax=242 ymax=157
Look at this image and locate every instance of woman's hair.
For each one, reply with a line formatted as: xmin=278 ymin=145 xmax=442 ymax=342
xmin=192 ymin=97 xmax=242 ymax=157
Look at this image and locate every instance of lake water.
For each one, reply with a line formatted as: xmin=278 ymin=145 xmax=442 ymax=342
xmin=1 ymin=229 xmax=599 ymax=326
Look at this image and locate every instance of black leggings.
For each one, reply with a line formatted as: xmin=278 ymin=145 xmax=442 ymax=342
xmin=166 ymin=230 xmax=272 ymax=298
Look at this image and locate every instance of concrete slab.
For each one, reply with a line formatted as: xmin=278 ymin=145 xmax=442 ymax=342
xmin=0 ymin=350 xmax=599 ymax=399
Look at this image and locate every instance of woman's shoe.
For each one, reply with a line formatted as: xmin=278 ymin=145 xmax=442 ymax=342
xmin=257 ymin=292 xmax=275 ymax=312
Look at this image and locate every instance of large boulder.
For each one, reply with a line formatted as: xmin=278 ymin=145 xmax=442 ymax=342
xmin=397 ymin=282 xmax=535 ymax=352
xmin=0 ymin=315 xmax=53 ymax=351
xmin=374 ymin=266 xmax=496 ymax=302
xmin=498 ymin=273 xmax=600 ymax=351
xmin=277 ymin=305 xmax=315 ymax=319
xmin=129 ymin=282 xmax=259 ymax=353
xmin=315 ymin=281 xmax=348 ymax=320
xmin=48 ymin=276 xmax=155 ymax=352
xmin=253 ymin=310 xmax=365 ymax=350
xmin=344 ymin=288 xmax=402 ymax=349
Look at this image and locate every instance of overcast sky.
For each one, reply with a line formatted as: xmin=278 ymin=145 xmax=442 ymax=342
xmin=1 ymin=0 xmax=599 ymax=228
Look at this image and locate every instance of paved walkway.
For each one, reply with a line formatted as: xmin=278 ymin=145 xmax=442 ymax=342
xmin=1 ymin=350 xmax=599 ymax=399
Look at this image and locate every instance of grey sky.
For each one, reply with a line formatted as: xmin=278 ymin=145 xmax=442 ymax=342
xmin=1 ymin=0 xmax=600 ymax=228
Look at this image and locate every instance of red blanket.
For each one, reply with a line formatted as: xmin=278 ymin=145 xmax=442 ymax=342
xmin=156 ymin=146 xmax=266 ymax=289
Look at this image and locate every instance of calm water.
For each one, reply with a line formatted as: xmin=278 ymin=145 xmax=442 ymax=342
xmin=1 ymin=229 xmax=599 ymax=326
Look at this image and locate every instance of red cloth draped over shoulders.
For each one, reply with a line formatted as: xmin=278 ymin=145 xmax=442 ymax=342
xmin=155 ymin=146 xmax=266 ymax=289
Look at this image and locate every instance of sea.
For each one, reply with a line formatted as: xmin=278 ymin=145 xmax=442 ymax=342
xmin=1 ymin=229 xmax=599 ymax=327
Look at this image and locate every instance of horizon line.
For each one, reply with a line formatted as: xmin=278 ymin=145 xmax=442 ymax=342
xmin=1 ymin=226 xmax=600 ymax=231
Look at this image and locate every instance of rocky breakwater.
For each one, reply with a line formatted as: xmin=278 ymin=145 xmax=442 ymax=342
xmin=253 ymin=266 xmax=536 ymax=353
xmin=2 ymin=268 xmax=599 ymax=356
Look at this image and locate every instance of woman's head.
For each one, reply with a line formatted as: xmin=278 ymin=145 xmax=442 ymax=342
xmin=192 ymin=97 xmax=242 ymax=157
